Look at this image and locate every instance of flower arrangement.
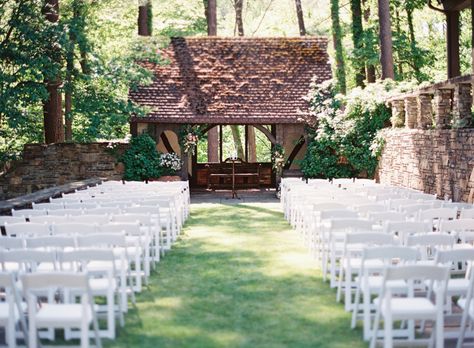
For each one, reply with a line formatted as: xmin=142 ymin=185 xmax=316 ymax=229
xmin=272 ymin=144 xmax=285 ymax=173
xmin=183 ymin=132 xmax=198 ymax=155
xmin=159 ymin=152 xmax=182 ymax=175
xmin=179 ymin=125 xmax=203 ymax=155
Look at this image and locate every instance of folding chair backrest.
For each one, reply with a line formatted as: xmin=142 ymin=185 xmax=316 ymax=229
xmin=86 ymin=207 xmax=122 ymax=215
xmin=363 ymin=245 xmax=419 ymax=262
xmin=384 ymin=265 xmax=449 ymax=283
xmin=419 ymin=208 xmax=458 ymax=221
xmin=329 ymin=219 xmax=374 ymax=232
xmin=53 ymin=223 xmax=97 ymax=235
xmin=0 ymin=236 xmax=25 ymax=249
xmin=0 ymin=216 xmax=25 ymax=226
xmin=3 ymin=249 xmax=57 ymax=271
xmin=368 ymin=212 xmax=407 ymax=224
xmin=439 ymin=219 xmax=474 ymax=234
xmin=319 ymin=210 xmax=359 ymax=221
xmin=406 ymin=233 xmax=455 ymax=249
xmin=460 ymin=209 xmax=474 ymax=219
xmin=313 ymin=202 xmax=346 ymax=212
xmin=22 ymin=272 xmax=89 ymax=291
xmin=5 ymin=222 xmax=50 ymax=237
xmin=111 ymin=213 xmax=152 ymax=225
xmin=68 ymin=214 xmax=111 ymax=225
xmin=345 ymin=232 xmax=394 ymax=246
xmin=436 ymin=249 xmax=474 ymax=265
xmin=64 ymin=202 xmax=99 ymax=210
xmin=99 ymin=222 xmax=140 ymax=235
xmin=354 ymin=204 xmax=387 ymax=216
xmin=77 ymin=233 xmax=126 ymax=248
xmin=48 ymin=208 xmax=83 ymax=216
xmin=33 ymin=202 xmax=64 ymax=210
xmin=26 ymin=236 xmax=75 ymax=250
xmin=384 ymin=221 xmax=432 ymax=239
xmin=11 ymin=209 xmax=47 ymax=217
xmin=28 ymin=215 xmax=69 ymax=224
xmin=124 ymin=206 xmax=159 ymax=216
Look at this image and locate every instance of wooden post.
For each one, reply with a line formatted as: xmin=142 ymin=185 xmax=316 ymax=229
xmin=43 ymin=0 xmax=64 ymax=144
xmin=446 ymin=10 xmax=461 ymax=78
xmin=207 ymin=127 xmax=219 ymax=162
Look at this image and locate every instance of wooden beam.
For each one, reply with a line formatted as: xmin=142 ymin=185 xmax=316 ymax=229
xmin=160 ymin=132 xmax=175 ymax=153
xmin=447 ymin=10 xmax=461 ymax=78
xmin=254 ymin=125 xmax=277 ymax=144
xmin=284 ymin=136 xmax=305 ymax=170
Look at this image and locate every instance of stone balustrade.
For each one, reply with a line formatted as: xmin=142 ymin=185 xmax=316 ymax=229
xmin=387 ymin=74 xmax=473 ymax=129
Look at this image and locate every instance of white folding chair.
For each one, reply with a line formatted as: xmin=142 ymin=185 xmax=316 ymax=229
xmin=48 ymin=209 xmax=84 ymax=216
xmin=460 ymin=209 xmax=474 ymax=219
xmin=0 ymin=216 xmax=25 ymax=227
xmin=21 ymin=272 xmax=102 ymax=348
xmin=370 ymin=265 xmax=449 ymax=348
xmin=11 ymin=209 xmax=47 ymax=218
xmin=53 ymin=223 xmax=97 ymax=236
xmin=0 ymin=272 xmax=27 ymax=348
xmin=60 ymin=249 xmax=124 ymax=339
xmin=351 ymin=246 xmax=419 ymax=340
xmin=418 ymin=207 xmax=458 ymax=231
xmin=4 ymin=222 xmax=50 ymax=238
xmin=384 ymin=221 xmax=432 ymax=244
xmin=406 ymin=233 xmax=455 ymax=262
xmin=32 ymin=202 xmax=64 ymax=210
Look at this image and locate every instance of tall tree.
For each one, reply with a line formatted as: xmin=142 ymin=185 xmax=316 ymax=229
xmin=234 ymin=0 xmax=244 ymax=36
xmin=138 ymin=0 xmax=152 ymax=36
xmin=330 ymin=0 xmax=346 ymax=94
xmin=405 ymin=1 xmax=424 ymax=81
xmin=378 ymin=0 xmax=395 ymax=79
xmin=42 ymin=0 xmax=64 ymax=143
xmin=203 ymin=0 xmax=219 ymax=162
xmin=350 ymin=0 xmax=365 ymax=86
xmin=294 ymin=0 xmax=306 ymax=36
xmin=362 ymin=0 xmax=376 ymax=82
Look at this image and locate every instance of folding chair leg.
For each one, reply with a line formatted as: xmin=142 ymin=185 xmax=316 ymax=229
xmin=384 ymin=310 xmax=393 ymax=348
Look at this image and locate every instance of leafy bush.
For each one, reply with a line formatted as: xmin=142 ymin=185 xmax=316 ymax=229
xmin=301 ymin=79 xmax=404 ymax=179
xmin=121 ymin=133 xmax=163 ymax=181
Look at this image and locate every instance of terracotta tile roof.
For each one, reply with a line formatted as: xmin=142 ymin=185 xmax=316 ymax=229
xmin=129 ymin=37 xmax=331 ymax=125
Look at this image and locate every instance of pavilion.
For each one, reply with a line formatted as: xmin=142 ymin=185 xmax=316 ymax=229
xmin=129 ymin=36 xmax=331 ymax=187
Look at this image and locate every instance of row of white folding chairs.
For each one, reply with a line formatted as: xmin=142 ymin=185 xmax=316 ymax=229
xmin=2 ymin=222 xmax=155 ymax=293
xmin=0 ymin=244 xmax=137 ymax=344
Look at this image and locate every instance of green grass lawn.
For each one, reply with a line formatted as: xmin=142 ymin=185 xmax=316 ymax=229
xmin=106 ymin=203 xmax=365 ymax=348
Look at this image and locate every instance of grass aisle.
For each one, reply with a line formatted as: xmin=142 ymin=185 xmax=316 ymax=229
xmin=108 ymin=203 xmax=365 ymax=348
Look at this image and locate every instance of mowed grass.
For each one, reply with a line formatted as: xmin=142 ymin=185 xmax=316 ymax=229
xmin=105 ymin=203 xmax=365 ymax=348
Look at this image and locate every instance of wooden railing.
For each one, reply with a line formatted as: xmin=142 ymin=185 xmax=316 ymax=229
xmin=386 ymin=74 xmax=473 ymax=129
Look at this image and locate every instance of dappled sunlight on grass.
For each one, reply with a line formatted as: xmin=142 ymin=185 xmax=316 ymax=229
xmin=105 ymin=202 xmax=365 ymax=348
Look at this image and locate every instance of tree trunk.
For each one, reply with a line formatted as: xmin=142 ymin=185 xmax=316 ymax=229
xmin=138 ymin=0 xmax=152 ymax=36
xmin=295 ymin=0 xmax=306 ymax=36
xmin=330 ymin=0 xmax=346 ymax=94
xmin=207 ymin=0 xmax=217 ymax=35
xmin=207 ymin=127 xmax=219 ymax=162
xmin=230 ymin=126 xmax=245 ymax=160
xmin=378 ymin=0 xmax=395 ymax=79
xmin=234 ymin=0 xmax=244 ymax=36
xmin=362 ymin=0 xmax=376 ymax=82
xmin=42 ymin=0 xmax=64 ymax=144
xmin=247 ymin=126 xmax=257 ymax=162
xmin=65 ymin=36 xmax=74 ymax=142
xmin=406 ymin=7 xmax=422 ymax=82
xmin=350 ymin=0 xmax=365 ymax=87
xmin=472 ymin=0 xmax=474 ymax=73
xmin=394 ymin=9 xmax=403 ymax=77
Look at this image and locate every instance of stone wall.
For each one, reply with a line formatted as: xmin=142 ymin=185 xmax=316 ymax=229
xmin=0 ymin=143 xmax=127 ymax=200
xmin=378 ymin=129 xmax=474 ymax=203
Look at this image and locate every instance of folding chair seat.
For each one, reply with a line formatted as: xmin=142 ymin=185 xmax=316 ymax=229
xmin=370 ymin=265 xmax=449 ymax=348
xmin=21 ymin=272 xmax=102 ymax=348
xmin=351 ymin=246 xmax=419 ymax=340
xmin=0 ymin=272 xmax=27 ymax=348
xmin=60 ymin=249 xmax=124 ymax=339
xmin=337 ymin=232 xmax=395 ymax=311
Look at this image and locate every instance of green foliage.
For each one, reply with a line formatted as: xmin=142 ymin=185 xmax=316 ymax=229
xmin=301 ymin=79 xmax=397 ymax=179
xmin=121 ymin=133 xmax=163 ymax=181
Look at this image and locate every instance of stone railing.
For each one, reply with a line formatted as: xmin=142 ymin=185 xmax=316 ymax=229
xmin=387 ymin=74 xmax=473 ymax=129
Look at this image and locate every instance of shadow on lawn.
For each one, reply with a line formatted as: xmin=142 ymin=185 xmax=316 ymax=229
xmin=104 ymin=205 xmax=365 ymax=348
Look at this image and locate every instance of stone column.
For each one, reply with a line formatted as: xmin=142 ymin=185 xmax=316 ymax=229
xmin=417 ymin=93 xmax=433 ymax=129
xmin=452 ymin=83 xmax=472 ymax=128
xmin=404 ymin=97 xmax=417 ymax=129
xmin=390 ymin=99 xmax=405 ymax=127
xmin=433 ymin=88 xmax=453 ymax=129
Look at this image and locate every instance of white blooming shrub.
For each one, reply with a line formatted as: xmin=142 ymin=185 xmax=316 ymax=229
xmin=159 ymin=153 xmax=182 ymax=175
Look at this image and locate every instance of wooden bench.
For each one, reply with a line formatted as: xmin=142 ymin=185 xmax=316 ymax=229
xmin=207 ymin=160 xmax=260 ymax=190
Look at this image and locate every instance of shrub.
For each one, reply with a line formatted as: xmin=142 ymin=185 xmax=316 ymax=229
xmin=300 ymin=79 xmax=398 ymax=179
xmin=121 ymin=133 xmax=163 ymax=181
